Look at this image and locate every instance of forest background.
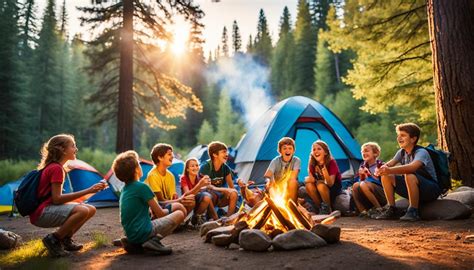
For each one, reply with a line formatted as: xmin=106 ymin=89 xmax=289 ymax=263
xmin=0 ymin=0 xmax=444 ymax=185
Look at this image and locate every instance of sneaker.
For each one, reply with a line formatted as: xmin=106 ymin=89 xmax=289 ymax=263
xmin=367 ymin=207 xmax=383 ymax=219
xmin=62 ymin=237 xmax=83 ymax=251
xmin=42 ymin=234 xmax=69 ymax=257
xmin=142 ymin=236 xmax=172 ymax=255
xmin=400 ymin=207 xmax=421 ymax=221
xmin=319 ymin=202 xmax=331 ymax=215
xmin=375 ymin=205 xmax=398 ymax=220
xmin=358 ymin=210 xmax=369 ymax=218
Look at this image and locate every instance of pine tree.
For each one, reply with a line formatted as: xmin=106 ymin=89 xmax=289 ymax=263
xmin=293 ymin=0 xmax=316 ymax=96
xmin=79 ymin=0 xmax=204 ymax=152
xmin=246 ymin=34 xmax=254 ymax=53
xmin=197 ymin=120 xmax=215 ymax=145
xmin=214 ymin=91 xmax=245 ymax=146
xmin=309 ymin=0 xmax=332 ymax=30
xmin=221 ymin=26 xmax=229 ymax=57
xmin=0 ymin=0 xmax=27 ymax=157
xmin=232 ymin=20 xmax=242 ymax=53
xmin=32 ymin=0 xmax=61 ymax=140
xmin=270 ymin=6 xmax=296 ymax=98
xmin=253 ymin=9 xmax=273 ymax=65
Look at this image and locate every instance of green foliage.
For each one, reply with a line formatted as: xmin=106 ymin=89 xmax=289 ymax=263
xmin=293 ymin=0 xmax=316 ymax=97
xmin=221 ymin=26 xmax=229 ymax=57
xmin=270 ymin=6 xmax=296 ymax=98
xmin=323 ymin=1 xmax=435 ymax=133
xmin=253 ymin=9 xmax=273 ymax=65
xmin=232 ymin=20 xmax=242 ymax=53
xmin=197 ymin=120 xmax=215 ymax=145
xmin=214 ymin=91 xmax=246 ymax=146
xmin=0 ymin=159 xmax=37 ymax=186
xmin=76 ymin=148 xmax=116 ymax=174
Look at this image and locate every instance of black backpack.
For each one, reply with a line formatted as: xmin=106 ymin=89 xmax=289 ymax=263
xmin=403 ymin=144 xmax=451 ymax=195
xmin=14 ymin=169 xmax=48 ymax=216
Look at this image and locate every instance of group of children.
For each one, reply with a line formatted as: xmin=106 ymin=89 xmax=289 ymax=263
xmin=31 ymin=122 xmax=442 ymax=257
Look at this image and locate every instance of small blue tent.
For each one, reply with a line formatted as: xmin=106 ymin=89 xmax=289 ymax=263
xmin=186 ymin=145 xmax=210 ymax=164
xmin=0 ymin=180 xmax=21 ymax=214
xmin=235 ymin=96 xmax=362 ymax=184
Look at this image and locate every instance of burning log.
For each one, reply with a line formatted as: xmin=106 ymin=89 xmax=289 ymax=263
xmin=265 ymin=196 xmax=295 ymax=231
xmin=253 ymin=206 xmax=272 ymax=230
xmin=288 ymin=199 xmax=313 ymax=230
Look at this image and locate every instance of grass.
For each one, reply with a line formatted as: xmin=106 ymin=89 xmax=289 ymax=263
xmin=91 ymin=231 xmax=109 ymax=249
xmin=0 ymin=239 xmax=69 ymax=269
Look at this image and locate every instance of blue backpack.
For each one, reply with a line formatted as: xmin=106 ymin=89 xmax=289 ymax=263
xmin=403 ymin=144 xmax=451 ymax=195
xmin=14 ymin=169 xmax=48 ymax=216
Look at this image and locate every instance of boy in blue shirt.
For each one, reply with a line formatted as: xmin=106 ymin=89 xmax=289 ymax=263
xmin=375 ymin=123 xmax=441 ymax=221
xmin=112 ymin=151 xmax=185 ymax=254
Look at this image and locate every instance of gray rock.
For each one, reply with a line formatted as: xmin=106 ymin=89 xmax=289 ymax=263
xmin=420 ymin=199 xmax=472 ymax=220
xmin=333 ymin=192 xmax=350 ymax=213
xmin=311 ymin=224 xmax=341 ymax=244
xmin=272 ymin=229 xmax=327 ymax=250
xmin=200 ymin=221 xmax=221 ymax=237
xmin=395 ymin=198 xmax=409 ymax=210
xmin=205 ymin=225 xmax=234 ymax=243
xmin=445 ymin=191 xmax=474 ymax=207
xmin=0 ymin=229 xmax=22 ymax=250
xmin=239 ymin=229 xmax=272 ymax=252
xmin=212 ymin=234 xmax=233 ymax=247
xmin=452 ymin=186 xmax=474 ymax=193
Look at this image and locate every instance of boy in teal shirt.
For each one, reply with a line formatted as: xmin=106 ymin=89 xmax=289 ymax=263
xmin=112 ymin=150 xmax=185 ymax=254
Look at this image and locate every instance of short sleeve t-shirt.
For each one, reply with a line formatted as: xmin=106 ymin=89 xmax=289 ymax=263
xmin=392 ymin=147 xmax=438 ymax=182
xmin=309 ymin=159 xmax=342 ymax=185
xmin=120 ymin=181 xmax=155 ymax=244
xmin=180 ymin=174 xmax=201 ymax=194
xmin=199 ymin=160 xmax=232 ymax=187
xmin=267 ymin=156 xmax=301 ymax=183
xmin=30 ymin=163 xmax=65 ymax=224
xmin=144 ymin=167 xmax=176 ymax=200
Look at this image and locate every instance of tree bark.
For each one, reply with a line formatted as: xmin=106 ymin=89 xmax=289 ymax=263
xmin=116 ymin=0 xmax=134 ymax=153
xmin=427 ymin=0 xmax=474 ymax=186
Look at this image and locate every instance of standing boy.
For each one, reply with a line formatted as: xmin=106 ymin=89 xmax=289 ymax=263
xmin=113 ymin=151 xmax=185 ymax=254
xmin=199 ymin=141 xmax=238 ymax=217
xmin=375 ymin=123 xmax=441 ymax=221
xmin=145 ymin=143 xmax=195 ymax=216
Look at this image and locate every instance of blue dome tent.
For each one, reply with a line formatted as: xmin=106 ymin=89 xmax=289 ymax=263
xmin=235 ymin=96 xmax=362 ymax=185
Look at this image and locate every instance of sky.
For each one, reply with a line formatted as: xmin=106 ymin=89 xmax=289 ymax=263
xmin=38 ymin=0 xmax=298 ymax=54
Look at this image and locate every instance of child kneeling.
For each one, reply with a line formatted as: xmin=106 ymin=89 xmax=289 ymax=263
xmin=113 ymin=151 xmax=185 ymax=254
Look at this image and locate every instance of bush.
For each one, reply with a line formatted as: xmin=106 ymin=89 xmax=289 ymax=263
xmin=76 ymin=148 xmax=116 ymax=174
xmin=0 ymin=160 xmax=37 ymax=186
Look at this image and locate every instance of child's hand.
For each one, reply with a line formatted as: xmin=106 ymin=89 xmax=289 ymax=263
xmin=375 ymin=165 xmax=389 ymax=176
xmin=199 ymin=176 xmax=211 ymax=187
xmin=180 ymin=194 xmax=195 ymax=207
xmin=89 ymin=182 xmax=106 ymax=193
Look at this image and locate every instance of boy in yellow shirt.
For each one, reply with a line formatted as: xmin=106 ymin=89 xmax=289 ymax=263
xmin=145 ymin=143 xmax=195 ymax=216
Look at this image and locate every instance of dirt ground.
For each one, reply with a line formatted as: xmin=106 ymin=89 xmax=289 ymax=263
xmin=1 ymin=208 xmax=473 ymax=270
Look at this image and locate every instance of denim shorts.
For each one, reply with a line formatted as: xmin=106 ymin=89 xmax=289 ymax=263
xmin=195 ymin=191 xmax=213 ymax=205
xmin=395 ymin=173 xmax=441 ymax=203
xmin=34 ymin=203 xmax=78 ymax=228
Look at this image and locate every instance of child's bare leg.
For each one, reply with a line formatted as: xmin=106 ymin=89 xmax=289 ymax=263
xmin=287 ymin=179 xmax=299 ymax=203
xmin=226 ymin=190 xmax=238 ymax=216
xmin=168 ymin=210 xmax=185 ymax=225
xmin=195 ymin=195 xmax=212 ymax=215
xmin=66 ymin=204 xmax=96 ymax=237
xmin=55 ymin=205 xmax=91 ymax=239
xmin=405 ymin=174 xmax=420 ymax=208
xmin=360 ymin=182 xmax=382 ymax=209
xmin=352 ymin=182 xmax=366 ymax=212
xmin=171 ymin=203 xmax=187 ymax=216
xmin=207 ymin=200 xmax=218 ymax=220
xmin=381 ymin=175 xmax=396 ymax=206
xmin=305 ymin=182 xmax=322 ymax=208
xmin=316 ymin=182 xmax=331 ymax=206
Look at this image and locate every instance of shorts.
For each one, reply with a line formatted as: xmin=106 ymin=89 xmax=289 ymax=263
xmin=34 ymin=203 xmax=78 ymax=228
xmin=195 ymin=191 xmax=213 ymax=205
xmin=207 ymin=190 xmax=225 ymax=205
xmin=395 ymin=173 xmax=441 ymax=203
xmin=355 ymin=181 xmax=387 ymax=209
xmin=149 ymin=214 xmax=179 ymax=238
xmin=159 ymin=202 xmax=173 ymax=213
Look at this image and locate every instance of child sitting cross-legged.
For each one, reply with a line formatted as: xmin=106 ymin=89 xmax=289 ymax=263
xmin=113 ymin=151 xmax=185 ymax=254
xmin=352 ymin=142 xmax=387 ymax=218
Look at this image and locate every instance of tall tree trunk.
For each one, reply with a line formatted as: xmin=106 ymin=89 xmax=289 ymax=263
xmin=116 ymin=0 xmax=134 ymax=153
xmin=427 ymin=0 xmax=474 ymax=186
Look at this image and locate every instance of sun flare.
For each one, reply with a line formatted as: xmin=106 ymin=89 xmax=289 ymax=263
xmin=170 ymin=20 xmax=190 ymax=56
